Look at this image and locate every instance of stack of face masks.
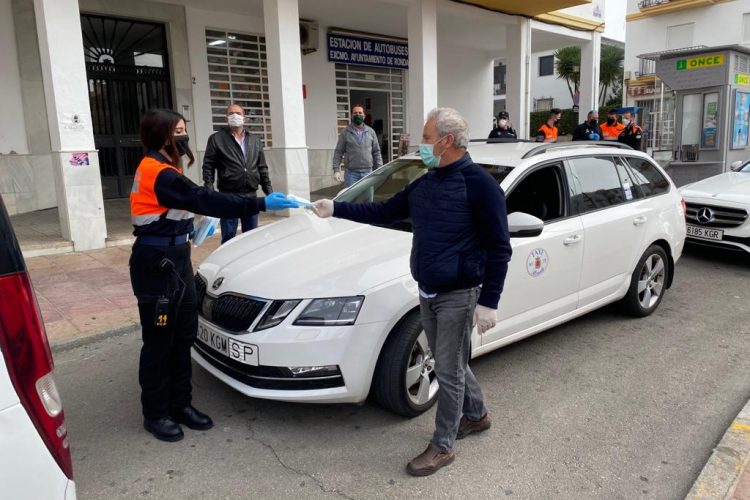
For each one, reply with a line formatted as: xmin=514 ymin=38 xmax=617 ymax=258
xmin=286 ymin=194 xmax=313 ymax=209
xmin=193 ymin=216 xmax=219 ymax=245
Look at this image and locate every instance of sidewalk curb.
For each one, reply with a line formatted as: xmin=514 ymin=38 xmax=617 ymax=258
xmin=51 ymin=324 xmax=140 ymax=353
xmin=686 ymin=398 xmax=750 ymax=500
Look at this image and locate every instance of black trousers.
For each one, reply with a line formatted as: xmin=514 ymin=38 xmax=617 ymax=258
xmin=129 ymin=242 xmax=198 ymax=419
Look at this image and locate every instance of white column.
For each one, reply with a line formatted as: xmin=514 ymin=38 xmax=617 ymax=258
xmin=505 ymin=18 xmax=531 ymax=139
xmin=34 ymin=0 xmax=106 ymax=251
xmin=578 ymin=31 xmax=602 ymax=124
xmin=407 ymin=0 xmax=438 ymax=145
xmin=263 ymin=0 xmax=310 ymax=203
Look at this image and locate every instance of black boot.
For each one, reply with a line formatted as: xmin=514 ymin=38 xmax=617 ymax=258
xmin=171 ymin=405 xmax=214 ymax=430
xmin=144 ymin=417 xmax=184 ymax=442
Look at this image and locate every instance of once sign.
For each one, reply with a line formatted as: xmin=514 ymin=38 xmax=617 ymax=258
xmin=676 ymin=54 xmax=724 ymax=71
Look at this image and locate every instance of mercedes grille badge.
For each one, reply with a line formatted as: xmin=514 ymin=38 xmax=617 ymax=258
xmin=696 ymin=207 xmax=715 ymax=225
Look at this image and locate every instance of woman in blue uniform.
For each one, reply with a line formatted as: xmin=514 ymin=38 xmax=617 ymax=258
xmin=130 ymin=109 xmax=297 ymax=442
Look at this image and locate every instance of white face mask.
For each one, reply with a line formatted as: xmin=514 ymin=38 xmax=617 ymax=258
xmin=622 ymin=118 xmax=631 ymax=127
xmin=227 ymin=113 xmax=244 ymax=127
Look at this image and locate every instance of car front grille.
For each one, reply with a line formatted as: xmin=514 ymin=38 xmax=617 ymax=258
xmin=195 ymin=273 xmax=207 ymax=304
xmin=195 ymin=273 xmax=267 ymax=332
xmin=685 ymin=203 xmax=748 ymax=228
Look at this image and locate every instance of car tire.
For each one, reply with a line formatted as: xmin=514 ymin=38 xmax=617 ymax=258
xmin=373 ymin=311 xmax=439 ymax=418
xmin=621 ymin=244 xmax=669 ymax=317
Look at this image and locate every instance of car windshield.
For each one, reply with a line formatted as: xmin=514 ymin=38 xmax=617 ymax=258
xmin=741 ymin=161 xmax=750 ymax=173
xmin=335 ymin=158 xmax=514 ymax=232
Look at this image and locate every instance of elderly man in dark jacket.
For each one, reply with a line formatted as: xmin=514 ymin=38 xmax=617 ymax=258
xmin=202 ymin=103 xmax=273 ymax=243
xmin=313 ymin=107 xmax=512 ymax=477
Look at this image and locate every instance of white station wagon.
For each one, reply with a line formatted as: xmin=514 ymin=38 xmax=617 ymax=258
xmin=192 ymin=142 xmax=686 ymax=417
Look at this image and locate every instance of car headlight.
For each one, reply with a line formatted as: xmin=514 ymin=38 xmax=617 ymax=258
xmin=254 ymin=300 xmax=301 ymax=331
xmin=293 ymin=296 xmax=364 ymax=326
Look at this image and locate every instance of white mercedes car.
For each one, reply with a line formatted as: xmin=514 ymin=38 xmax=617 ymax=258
xmin=192 ymin=142 xmax=686 ymax=417
xmin=679 ymin=160 xmax=750 ymax=253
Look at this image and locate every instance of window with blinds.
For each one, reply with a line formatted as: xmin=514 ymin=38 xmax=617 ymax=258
xmin=205 ymin=29 xmax=272 ymax=147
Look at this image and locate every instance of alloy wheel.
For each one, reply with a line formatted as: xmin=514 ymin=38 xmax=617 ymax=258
xmin=405 ymin=332 xmax=439 ymax=406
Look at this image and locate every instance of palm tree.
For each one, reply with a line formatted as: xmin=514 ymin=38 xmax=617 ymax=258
xmin=554 ymin=46 xmax=581 ymax=105
xmin=599 ymin=45 xmax=624 ymax=106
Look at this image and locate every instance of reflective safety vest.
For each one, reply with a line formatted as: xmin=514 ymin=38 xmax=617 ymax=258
xmin=600 ymin=122 xmax=625 ymax=140
xmin=537 ymin=123 xmax=558 ymax=142
xmin=130 ymin=155 xmax=193 ymax=233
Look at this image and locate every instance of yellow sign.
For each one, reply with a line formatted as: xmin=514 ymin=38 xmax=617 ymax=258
xmin=676 ymin=54 xmax=725 ymax=71
xmin=736 ymin=73 xmax=750 ymax=86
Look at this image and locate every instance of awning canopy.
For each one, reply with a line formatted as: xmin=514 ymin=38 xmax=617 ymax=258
xmin=452 ymin=0 xmax=591 ymax=18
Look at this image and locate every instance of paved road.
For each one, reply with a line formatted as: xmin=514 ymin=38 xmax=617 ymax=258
xmin=54 ymin=246 xmax=750 ymax=500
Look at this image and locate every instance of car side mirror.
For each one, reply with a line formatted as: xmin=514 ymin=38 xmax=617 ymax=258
xmin=730 ymin=160 xmax=743 ymax=172
xmin=508 ymin=212 xmax=544 ymax=238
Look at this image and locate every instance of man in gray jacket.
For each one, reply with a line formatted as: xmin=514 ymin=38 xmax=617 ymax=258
xmin=333 ymin=104 xmax=383 ymax=187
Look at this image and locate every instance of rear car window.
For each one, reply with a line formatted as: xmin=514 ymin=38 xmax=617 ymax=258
xmin=0 ymin=195 xmax=25 ymax=276
xmin=622 ymin=156 xmax=670 ymax=197
xmin=567 ymin=156 xmax=626 ymax=214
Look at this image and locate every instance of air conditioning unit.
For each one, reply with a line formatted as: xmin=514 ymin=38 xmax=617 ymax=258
xmin=299 ymin=20 xmax=319 ymax=55
xmin=624 ymin=70 xmax=632 ymax=80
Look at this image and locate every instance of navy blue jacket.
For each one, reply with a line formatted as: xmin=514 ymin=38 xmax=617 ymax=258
xmin=333 ymin=153 xmax=512 ymax=309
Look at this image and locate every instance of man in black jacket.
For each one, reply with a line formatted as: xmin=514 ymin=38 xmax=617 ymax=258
xmin=202 ymin=103 xmax=273 ymax=243
xmin=313 ymin=107 xmax=512 ymax=477
xmin=572 ymin=110 xmax=602 ymax=141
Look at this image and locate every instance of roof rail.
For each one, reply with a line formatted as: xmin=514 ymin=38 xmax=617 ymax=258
xmin=521 ymin=141 xmax=634 ymax=159
xmin=469 ymin=138 xmax=534 ymax=143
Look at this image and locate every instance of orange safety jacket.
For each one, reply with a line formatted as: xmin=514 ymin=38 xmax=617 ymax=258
xmin=536 ymin=123 xmax=558 ymax=142
xmin=130 ymin=153 xmax=193 ymax=237
xmin=600 ymin=122 xmax=625 ymax=140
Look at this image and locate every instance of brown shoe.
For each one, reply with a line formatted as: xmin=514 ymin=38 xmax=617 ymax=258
xmin=456 ymin=413 xmax=491 ymax=440
xmin=406 ymin=444 xmax=455 ymax=477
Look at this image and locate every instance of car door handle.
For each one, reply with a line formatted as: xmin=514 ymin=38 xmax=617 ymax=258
xmin=633 ymin=216 xmax=648 ymax=226
xmin=563 ymin=234 xmax=582 ymax=245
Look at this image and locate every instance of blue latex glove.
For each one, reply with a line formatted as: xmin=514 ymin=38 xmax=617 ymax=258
xmin=265 ymin=192 xmax=300 ymax=211
xmin=588 ymin=133 xmax=601 ymax=141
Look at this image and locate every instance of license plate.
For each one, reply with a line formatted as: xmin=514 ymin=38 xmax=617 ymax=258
xmin=686 ymin=224 xmax=724 ymax=241
xmin=197 ymin=321 xmax=259 ymax=366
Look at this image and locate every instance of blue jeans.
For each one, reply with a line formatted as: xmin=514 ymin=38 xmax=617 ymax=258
xmin=419 ymin=286 xmax=486 ymax=452
xmin=344 ymin=169 xmax=370 ymax=187
xmin=220 ymin=194 xmax=258 ymax=243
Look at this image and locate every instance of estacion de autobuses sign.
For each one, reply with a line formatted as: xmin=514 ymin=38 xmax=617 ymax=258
xmin=327 ymin=33 xmax=408 ymax=69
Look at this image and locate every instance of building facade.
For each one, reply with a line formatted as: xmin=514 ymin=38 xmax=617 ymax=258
xmin=0 ymin=0 xmax=604 ymax=251
xmin=624 ymin=0 xmax=750 ymax=160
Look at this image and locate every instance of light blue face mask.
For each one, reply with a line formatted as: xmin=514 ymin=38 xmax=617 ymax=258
xmin=418 ymin=136 xmax=448 ymax=169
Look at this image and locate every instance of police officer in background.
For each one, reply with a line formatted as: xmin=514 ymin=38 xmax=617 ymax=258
xmin=130 ymin=109 xmax=298 ymax=442
xmin=488 ymin=111 xmax=517 ymax=139
xmin=618 ymin=111 xmax=644 ymax=150
xmin=535 ymin=108 xmax=562 ymax=142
